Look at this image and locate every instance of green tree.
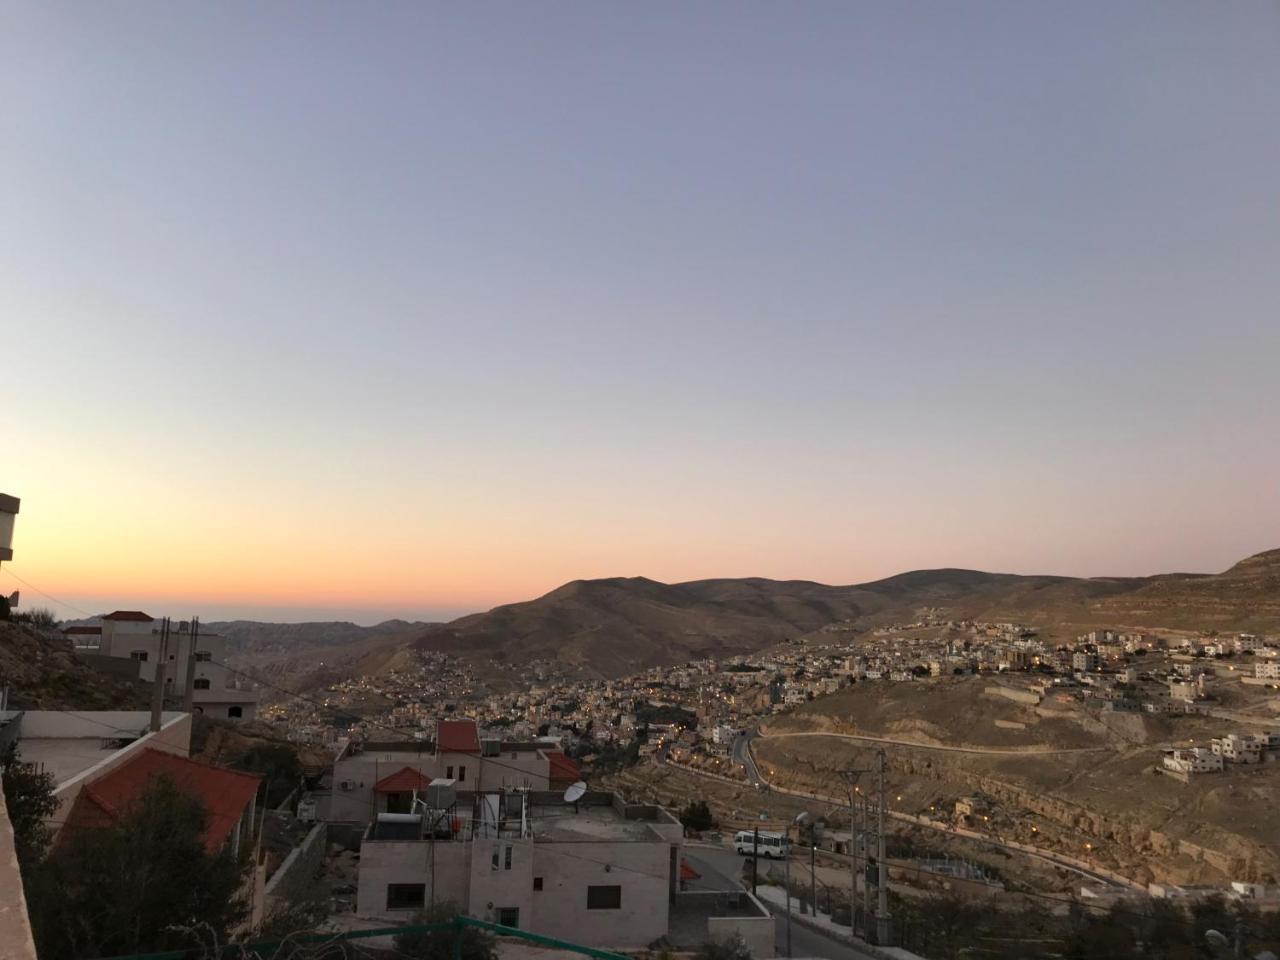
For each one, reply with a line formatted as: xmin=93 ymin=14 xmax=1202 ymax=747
xmin=27 ymin=775 xmax=247 ymax=960
xmin=394 ymin=902 xmax=496 ymax=960
xmin=236 ymin=742 xmax=302 ymax=808
xmin=680 ymin=800 xmax=715 ymax=832
xmin=0 ymin=741 xmax=59 ymax=871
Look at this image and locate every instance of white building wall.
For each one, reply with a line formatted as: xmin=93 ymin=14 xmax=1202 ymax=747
xmin=528 ymin=839 xmax=672 ymax=948
xmin=355 ymin=840 xmax=472 ymax=916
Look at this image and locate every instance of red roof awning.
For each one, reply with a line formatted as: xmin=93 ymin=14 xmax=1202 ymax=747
xmin=103 ymin=610 xmax=154 ymax=622
xmin=373 ymin=767 xmax=432 ymax=794
xmin=680 ymin=859 xmax=702 ymax=881
xmin=64 ymin=748 xmax=260 ymax=854
xmin=545 ymin=751 xmax=581 ymax=784
xmin=436 ymin=719 xmax=481 ymax=754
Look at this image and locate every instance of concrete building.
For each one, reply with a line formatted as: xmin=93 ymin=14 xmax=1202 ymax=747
xmin=74 ymin=613 xmax=259 ymax=721
xmin=1255 ymin=662 xmax=1280 ymax=681
xmin=1072 ymin=651 xmax=1100 ymax=673
xmin=1 ymin=707 xmax=269 ymax=930
xmin=356 ymin=789 xmax=683 ymax=949
xmin=1210 ymin=734 xmax=1264 ymax=764
xmin=321 ymin=719 xmax=577 ymax=825
xmin=1162 ymin=748 xmax=1223 ymax=779
xmin=0 ymin=708 xmax=192 ymax=830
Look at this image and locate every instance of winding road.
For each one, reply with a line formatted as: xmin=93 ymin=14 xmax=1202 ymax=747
xmin=758 ymin=730 xmax=1113 ymax=756
xmin=680 ymin=732 xmax=1143 ymax=893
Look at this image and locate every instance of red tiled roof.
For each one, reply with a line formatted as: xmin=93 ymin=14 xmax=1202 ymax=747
xmin=103 ymin=610 xmax=154 ymax=622
xmin=545 ymin=751 xmax=581 ymax=784
xmin=62 ymin=626 xmax=103 ymax=635
xmin=680 ymin=859 xmax=701 ymax=881
xmin=63 ymin=748 xmax=261 ymax=854
xmin=436 ymin=719 xmax=481 ymax=754
xmin=374 ymin=767 xmax=432 ymax=794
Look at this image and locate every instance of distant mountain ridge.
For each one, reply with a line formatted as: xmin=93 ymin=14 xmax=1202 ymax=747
xmin=413 ymin=548 xmax=1280 ymax=678
xmin=208 ymin=618 xmax=438 ymax=655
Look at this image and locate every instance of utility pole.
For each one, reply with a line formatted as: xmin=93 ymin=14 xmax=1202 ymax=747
xmin=876 ymin=747 xmax=892 ymax=946
xmin=182 ymin=616 xmax=200 ymax=713
xmin=861 ymin=795 xmax=871 ymax=932
xmin=150 ymin=616 xmax=169 ymax=732
xmin=809 ymin=821 xmax=817 ymax=918
xmin=839 ymin=769 xmax=864 ymax=939
xmin=752 ymin=827 xmax=759 ymax=896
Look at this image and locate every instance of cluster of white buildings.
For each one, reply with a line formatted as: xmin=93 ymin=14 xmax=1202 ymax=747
xmin=1161 ymin=731 xmax=1280 ymax=780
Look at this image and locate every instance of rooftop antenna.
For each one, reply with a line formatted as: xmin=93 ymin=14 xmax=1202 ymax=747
xmin=563 ymin=780 xmax=587 ymax=814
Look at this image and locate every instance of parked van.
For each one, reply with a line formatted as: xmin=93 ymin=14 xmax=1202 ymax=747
xmin=734 ymin=830 xmax=789 ymax=858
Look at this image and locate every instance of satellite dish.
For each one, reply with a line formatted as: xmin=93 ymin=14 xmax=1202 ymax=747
xmin=563 ymin=781 xmax=587 ymax=804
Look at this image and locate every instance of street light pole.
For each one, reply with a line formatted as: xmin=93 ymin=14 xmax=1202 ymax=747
xmin=839 ymin=769 xmax=864 ymax=939
xmin=876 ymin=747 xmax=892 ymax=946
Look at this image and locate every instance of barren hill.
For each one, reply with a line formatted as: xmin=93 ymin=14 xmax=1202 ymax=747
xmin=0 ymin=620 xmax=148 ymax=710
xmin=415 ymin=576 xmax=872 ymax=678
xmin=413 ymin=548 xmax=1280 ymax=678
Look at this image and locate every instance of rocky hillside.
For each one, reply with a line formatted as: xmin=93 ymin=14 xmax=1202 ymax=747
xmin=1086 ymin=548 xmax=1280 ymax=630
xmin=0 ymin=620 xmax=148 ymax=709
xmin=413 ymin=549 xmax=1280 ymax=678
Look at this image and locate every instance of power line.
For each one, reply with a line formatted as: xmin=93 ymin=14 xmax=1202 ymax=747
xmin=0 ymin=566 xmax=96 ymax=618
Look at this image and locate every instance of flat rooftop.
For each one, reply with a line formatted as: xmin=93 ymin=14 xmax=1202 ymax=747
xmin=530 ymin=801 xmax=659 ymax=842
xmin=3 ymin=710 xmax=186 ymax=787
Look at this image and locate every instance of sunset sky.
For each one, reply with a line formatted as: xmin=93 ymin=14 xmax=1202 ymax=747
xmin=4 ymin=3 xmax=1278 ymax=624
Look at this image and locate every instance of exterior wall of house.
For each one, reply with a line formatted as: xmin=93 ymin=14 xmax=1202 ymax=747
xmin=355 ymin=838 xmax=472 ymax=916
xmin=470 ymin=837 xmax=535 ymax=928
xmin=527 ymin=839 xmax=671 ymax=947
xmin=0 ymin=788 xmax=38 ymax=960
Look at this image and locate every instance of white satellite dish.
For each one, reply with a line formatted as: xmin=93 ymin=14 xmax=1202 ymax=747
xmin=564 ymin=781 xmax=587 ymax=804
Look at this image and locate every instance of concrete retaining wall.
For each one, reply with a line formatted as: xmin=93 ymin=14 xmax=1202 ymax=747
xmin=265 ymin=822 xmax=327 ymax=909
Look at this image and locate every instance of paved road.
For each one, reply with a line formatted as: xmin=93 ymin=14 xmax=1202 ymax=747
xmin=704 ymin=738 xmax=1137 ymax=892
xmin=759 ymin=730 xmax=1112 ymax=756
xmin=684 ymin=846 xmax=878 ymax=960
xmin=732 ymin=731 xmax=766 ymax=784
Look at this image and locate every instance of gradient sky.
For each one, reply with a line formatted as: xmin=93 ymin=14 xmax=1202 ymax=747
xmin=3 ymin=2 xmax=1278 ymax=624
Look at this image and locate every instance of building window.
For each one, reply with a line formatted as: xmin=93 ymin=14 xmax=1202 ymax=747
xmin=446 ymin=766 xmax=454 ymax=779
xmin=130 ymin=651 xmax=149 ymax=662
xmin=193 ymin=678 xmax=211 ymax=690
xmin=504 ymin=845 xmax=512 ymax=870
xmin=496 ymin=907 xmax=519 ymax=928
xmin=228 ymin=706 xmax=243 ymax=719
xmin=458 ymin=765 xmax=466 ymax=782
xmin=533 ymin=877 xmax=543 ymax=891
xmin=386 ymin=884 xmax=425 ymax=911
xmin=587 ymin=885 xmax=622 ymax=910
xmin=194 ymin=651 xmax=212 ymax=662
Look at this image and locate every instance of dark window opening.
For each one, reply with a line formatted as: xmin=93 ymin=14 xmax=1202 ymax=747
xmin=533 ymin=877 xmax=543 ymax=891
xmin=504 ymin=845 xmax=512 ymax=870
xmin=587 ymin=885 xmax=622 ymax=910
xmin=496 ymin=907 xmax=519 ymax=928
xmin=131 ymin=651 xmax=149 ymax=662
xmin=386 ymin=884 xmax=425 ymax=910
xmin=458 ymin=765 xmax=466 ymax=782
xmin=193 ymin=678 xmax=211 ymax=690
xmin=195 ymin=651 xmax=212 ymax=662
xmin=228 ymin=706 xmax=243 ymax=719
xmin=446 ymin=766 xmax=454 ymax=779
